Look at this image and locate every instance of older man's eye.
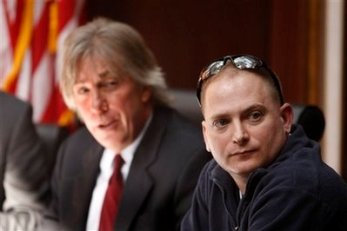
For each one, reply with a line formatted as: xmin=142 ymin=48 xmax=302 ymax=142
xmin=100 ymin=80 xmax=119 ymax=90
xmin=76 ymin=86 xmax=89 ymax=95
xmin=107 ymin=80 xmax=118 ymax=87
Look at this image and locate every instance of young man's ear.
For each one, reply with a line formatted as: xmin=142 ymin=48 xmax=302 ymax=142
xmin=202 ymin=121 xmax=211 ymax=152
xmin=280 ymin=103 xmax=294 ymax=133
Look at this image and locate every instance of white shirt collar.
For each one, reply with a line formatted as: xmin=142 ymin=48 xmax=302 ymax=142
xmin=102 ymin=112 xmax=153 ymax=179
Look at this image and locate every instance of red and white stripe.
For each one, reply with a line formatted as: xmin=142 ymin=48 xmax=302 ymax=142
xmin=0 ymin=0 xmax=85 ymax=125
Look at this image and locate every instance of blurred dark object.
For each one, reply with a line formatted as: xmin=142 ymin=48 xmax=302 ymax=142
xmin=35 ymin=124 xmax=69 ymax=173
xmin=292 ymin=105 xmax=325 ymax=142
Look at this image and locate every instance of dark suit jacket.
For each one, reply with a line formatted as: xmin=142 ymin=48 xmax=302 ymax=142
xmin=0 ymin=91 xmax=49 ymax=229
xmin=48 ymin=106 xmax=211 ymax=231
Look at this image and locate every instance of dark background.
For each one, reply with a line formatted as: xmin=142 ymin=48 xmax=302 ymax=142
xmin=84 ymin=0 xmax=347 ymax=180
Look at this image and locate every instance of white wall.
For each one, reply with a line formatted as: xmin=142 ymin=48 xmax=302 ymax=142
xmin=323 ymin=0 xmax=344 ymax=173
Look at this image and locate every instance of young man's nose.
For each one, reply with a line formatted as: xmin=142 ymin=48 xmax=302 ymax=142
xmin=232 ymin=122 xmax=249 ymax=145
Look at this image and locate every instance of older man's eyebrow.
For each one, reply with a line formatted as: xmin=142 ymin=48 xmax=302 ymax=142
xmin=98 ymin=70 xmax=111 ymax=78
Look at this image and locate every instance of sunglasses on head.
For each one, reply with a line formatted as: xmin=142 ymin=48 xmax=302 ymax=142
xmin=196 ymin=55 xmax=284 ymax=105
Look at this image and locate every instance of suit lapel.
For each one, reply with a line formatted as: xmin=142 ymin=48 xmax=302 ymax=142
xmin=69 ymin=141 xmax=103 ymax=228
xmin=116 ymin=107 xmax=170 ymax=230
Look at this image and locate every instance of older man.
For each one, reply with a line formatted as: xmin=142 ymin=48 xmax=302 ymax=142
xmin=44 ymin=18 xmax=210 ymax=231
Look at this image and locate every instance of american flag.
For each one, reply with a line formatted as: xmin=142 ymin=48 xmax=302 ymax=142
xmin=0 ymin=0 xmax=85 ymax=126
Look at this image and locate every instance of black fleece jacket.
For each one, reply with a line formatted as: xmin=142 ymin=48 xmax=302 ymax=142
xmin=181 ymin=125 xmax=347 ymax=231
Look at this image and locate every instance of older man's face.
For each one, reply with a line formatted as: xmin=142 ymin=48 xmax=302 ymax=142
xmin=201 ymin=68 xmax=292 ymax=180
xmin=72 ymin=57 xmax=152 ymax=153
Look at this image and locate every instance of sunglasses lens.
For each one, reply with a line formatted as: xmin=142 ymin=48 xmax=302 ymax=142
xmin=233 ymin=56 xmax=260 ymax=69
xmin=202 ymin=60 xmax=225 ymax=81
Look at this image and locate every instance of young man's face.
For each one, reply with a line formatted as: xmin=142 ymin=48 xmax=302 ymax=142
xmin=71 ymin=57 xmax=152 ymax=153
xmin=201 ymin=67 xmax=292 ymax=180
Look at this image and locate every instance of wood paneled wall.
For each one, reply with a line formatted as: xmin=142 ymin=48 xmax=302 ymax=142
xmin=85 ymin=0 xmax=324 ymax=105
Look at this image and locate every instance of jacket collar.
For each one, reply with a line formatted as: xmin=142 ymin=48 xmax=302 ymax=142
xmin=115 ymin=106 xmax=172 ymax=230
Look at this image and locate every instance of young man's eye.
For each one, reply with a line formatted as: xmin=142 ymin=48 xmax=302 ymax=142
xmin=212 ymin=119 xmax=230 ymax=128
xmin=248 ymin=111 xmax=263 ymax=122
